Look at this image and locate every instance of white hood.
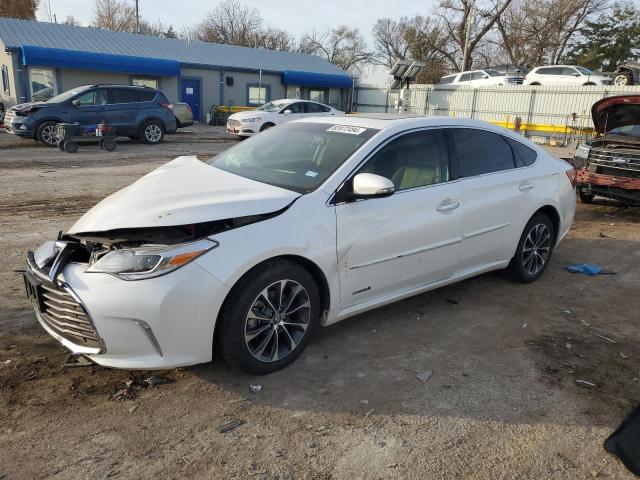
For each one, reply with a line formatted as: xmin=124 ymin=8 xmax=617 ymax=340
xmin=68 ymin=156 xmax=300 ymax=234
xmin=229 ymin=110 xmax=266 ymax=120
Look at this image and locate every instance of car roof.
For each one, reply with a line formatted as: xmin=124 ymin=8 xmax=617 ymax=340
xmin=83 ymin=84 xmax=158 ymax=90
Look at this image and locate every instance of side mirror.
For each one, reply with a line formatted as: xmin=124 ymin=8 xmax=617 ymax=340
xmin=283 ymin=109 xmax=292 ymax=115
xmin=483 ymin=75 xmax=489 ymax=79
xmin=71 ymin=99 xmax=80 ymax=107
xmin=573 ymin=73 xmax=580 ymax=77
xmin=352 ymin=173 xmax=395 ymax=198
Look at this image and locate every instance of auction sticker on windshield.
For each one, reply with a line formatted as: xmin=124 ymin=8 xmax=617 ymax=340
xmin=327 ymin=125 xmax=367 ymax=135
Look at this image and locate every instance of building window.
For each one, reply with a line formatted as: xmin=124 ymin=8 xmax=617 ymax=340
xmin=2 ymin=65 xmax=9 ymax=94
xmin=132 ymin=77 xmax=159 ymax=89
xmin=29 ymin=67 xmax=56 ymax=102
xmin=286 ymin=85 xmax=300 ymax=99
xmin=309 ymin=89 xmax=328 ymax=104
xmin=246 ymin=83 xmax=271 ymax=106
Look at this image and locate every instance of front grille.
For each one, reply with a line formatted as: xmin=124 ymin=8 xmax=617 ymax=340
xmin=39 ymin=284 xmax=102 ymax=349
xmin=227 ymin=119 xmax=241 ymax=127
xmin=588 ymin=147 xmax=640 ymax=178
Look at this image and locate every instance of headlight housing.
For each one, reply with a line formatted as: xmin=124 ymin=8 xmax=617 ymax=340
xmin=87 ymin=239 xmax=218 ymax=280
xmin=242 ymin=117 xmax=261 ymax=123
xmin=575 ymin=143 xmax=591 ymax=160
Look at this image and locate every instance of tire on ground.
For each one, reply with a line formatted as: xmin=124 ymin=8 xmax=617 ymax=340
xmin=506 ymin=212 xmax=555 ymax=284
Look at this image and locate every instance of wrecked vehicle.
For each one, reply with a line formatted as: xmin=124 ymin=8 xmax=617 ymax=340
xmin=613 ymin=61 xmax=640 ymax=86
xmin=24 ymin=116 xmax=576 ymax=374
xmin=574 ymin=95 xmax=640 ymax=205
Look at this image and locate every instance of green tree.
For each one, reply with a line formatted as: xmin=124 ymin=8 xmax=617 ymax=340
xmin=567 ymin=1 xmax=640 ymax=70
xmin=0 ymin=0 xmax=39 ymax=19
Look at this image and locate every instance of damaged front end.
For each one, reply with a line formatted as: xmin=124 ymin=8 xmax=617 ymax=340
xmin=574 ymin=95 xmax=640 ymax=205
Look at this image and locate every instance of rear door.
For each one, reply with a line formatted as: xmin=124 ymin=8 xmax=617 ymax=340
xmin=305 ymin=101 xmax=332 ymax=117
xmin=449 ymin=128 xmax=540 ymax=272
xmin=103 ymin=88 xmax=143 ymax=134
xmin=335 ymin=129 xmax=462 ymax=308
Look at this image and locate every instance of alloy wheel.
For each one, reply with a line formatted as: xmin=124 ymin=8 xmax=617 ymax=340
xmin=614 ymin=74 xmax=628 ymax=86
xmin=144 ymin=124 xmax=162 ymax=143
xmin=521 ymin=223 xmax=551 ymax=276
xmin=244 ymin=279 xmax=311 ymax=363
xmin=41 ymin=124 xmax=57 ymax=146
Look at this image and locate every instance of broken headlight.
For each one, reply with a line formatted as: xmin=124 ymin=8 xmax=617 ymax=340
xmin=87 ymin=238 xmax=218 ymax=280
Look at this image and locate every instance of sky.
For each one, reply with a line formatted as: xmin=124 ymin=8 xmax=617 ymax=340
xmin=37 ymin=0 xmax=439 ymax=83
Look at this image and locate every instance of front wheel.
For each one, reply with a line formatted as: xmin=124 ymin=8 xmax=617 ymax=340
xmin=506 ymin=213 xmax=555 ymax=283
xmin=140 ymin=120 xmax=164 ymax=144
xmin=614 ymin=73 xmax=630 ymax=86
xmin=217 ymin=260 xmax=319 ymax=375
xmin=36 ymin=121 xmax=59 ymax=147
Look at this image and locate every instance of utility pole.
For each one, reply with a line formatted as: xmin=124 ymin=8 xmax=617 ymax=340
xmin=135 ymin=0 xmax=140 ymax=33
xmin=47 ymin=0 xmax=53 ymax=22
xmin=461 ymin=1 xmax=474 ymax=72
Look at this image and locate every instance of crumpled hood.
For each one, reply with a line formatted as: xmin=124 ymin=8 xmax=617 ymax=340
xmin=68 ymin=156 xmax=300 ymax=234
xmin=591 ymin=95 xmax=640 ymax=134
xmin=11 ymin=101 xmax=51 ymax=112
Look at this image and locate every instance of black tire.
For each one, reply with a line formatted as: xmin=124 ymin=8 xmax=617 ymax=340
xmin=579 ymin=190 xmax=594 ymax=204
xmin=140 ymin=120 xmax=164 ymax=144
xmin=614 ymin=73 xmax=631 ymax=86
xmin=260 ymin=122 xmax=275 ymax=132
xmin=530 ymin=82 xmax=541 ymax=86
xmin=57 ymin=139 xmax=66 ymax=151
xmin=506 ymin=213 xmax=555 ymax=284
xmin=100 ymin=138 xmax=117 ymax=152
xmin=216 ymin=259 xmax=320 ymax=375
xmin=36 ymin=121 xmax=59 ymax=147
xmin=64 ymin=141 xmax=78 ymax=153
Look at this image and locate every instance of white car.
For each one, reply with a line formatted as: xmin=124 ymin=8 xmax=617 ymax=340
xmin=24 ymin=116 xmax=576 ymax=374
xmin=439 ymin=69 xmax=524 ymax=86
xmin=226 ymin=99 xmax=343 ymax=137
xmin=523 ymin=66 xmax=612 ymax=86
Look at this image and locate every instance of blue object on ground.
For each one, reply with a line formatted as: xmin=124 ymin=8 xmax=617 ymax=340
xmin=566 ymin=264 xmax=602 ymax=276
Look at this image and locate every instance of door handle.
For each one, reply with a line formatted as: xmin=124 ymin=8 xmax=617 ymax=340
xmin=437 ymin=201 xmax=460 ymax=213
xmin=519 ymin=183 xmax=534 ymax=192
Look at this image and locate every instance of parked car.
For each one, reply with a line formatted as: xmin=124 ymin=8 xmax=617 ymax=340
xmin=573 ymin=95 xmax=640 ymax=205
xmin=613 ymin=61 xmax=640 ymax=86
xmin=523 ymin=66 xmax=612 ymax=86
xmin=4 ymin=84 xmax=177 ymax=146
xmin=490 ymin=64 xmax=528 ymax=76
xmin=226 ymin=99 xmax=343 ymax=137
xmin=173 ymin=102 xmax=194 ymax=128
xmin=23 ymin=116 xmax=576 ymax=374
xmin=439 ymin=69 xmax=524 ymax=86
xmin=0 ymin=101 xmax=4 ymax=125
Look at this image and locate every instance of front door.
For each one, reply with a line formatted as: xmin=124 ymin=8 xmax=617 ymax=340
xmin=181 ymin=78 xmax=200 ymax=121
xmin=335 ymin=129 xmax=462 ymax=308
xmin=69 ymin=88 xmax=108 ymax=132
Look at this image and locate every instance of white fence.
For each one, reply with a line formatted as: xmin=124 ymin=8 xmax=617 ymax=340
xmin=354 ymin=84 xmax=640 ymax=140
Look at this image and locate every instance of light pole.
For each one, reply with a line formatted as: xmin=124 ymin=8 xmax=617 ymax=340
xmin=135 ymin=0 xmax=140 ymax=34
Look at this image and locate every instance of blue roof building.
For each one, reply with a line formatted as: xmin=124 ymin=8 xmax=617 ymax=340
xmin=0 ymin=18 xmax=353 ymax=120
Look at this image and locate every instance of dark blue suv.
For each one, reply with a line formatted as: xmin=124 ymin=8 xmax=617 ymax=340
xmin=4 ymin=84 xmax=177 ymax=146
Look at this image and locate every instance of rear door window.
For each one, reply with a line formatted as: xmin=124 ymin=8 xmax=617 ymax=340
xmin=306 ymin=102 xmax=327 ymax=113
xmin=108 ymin=89 xmax=141 ymax=104
xmin=138 ymin=90 xmax=157 ymax=101
xmin=459 ymin=72 xmax=473 ymax=82
xmin=449 ymin=128 xmax=515 ymax=178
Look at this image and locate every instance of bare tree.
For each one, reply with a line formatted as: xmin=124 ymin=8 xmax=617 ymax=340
xmin=372 ymin=17 xmax=412 ymax=68
xmin=64 ymin=15 xmax=81 ymax=26
xmin=0 ymin=0 xmax=39 ymax=20
xmin=435 ymin=0 xmax=515 ymax=70
xmin=495 ymin=0 xmax=610 ymax=66
xmin=300 ymin=26 xmax=373 ymax=74
xmin=92 ymin=0 xmax=136 ymax=32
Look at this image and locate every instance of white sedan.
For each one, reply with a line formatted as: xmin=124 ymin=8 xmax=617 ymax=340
xmin=24 ymin=116 xmax=576 ymax=374
xmin=226 ymin=99 xmax=343 ymax=137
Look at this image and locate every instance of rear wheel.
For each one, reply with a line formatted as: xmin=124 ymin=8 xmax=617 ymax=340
xmin=140 ymin=120 xmax=164 ymax=144
xmin=217 ymin=259 xmax=319 ymax=375
xmin=36 ymin=121 xmax=58 ymax=147
xmin=506 ymin=213 xmax=555 ymax=283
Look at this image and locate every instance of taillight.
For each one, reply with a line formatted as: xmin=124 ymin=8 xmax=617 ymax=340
xmin=566 ymin=168 xmax=577 ymax=189
xmin=160 ymin=102 xmax=174 ymax=111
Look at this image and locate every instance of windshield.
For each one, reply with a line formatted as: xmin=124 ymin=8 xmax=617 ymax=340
xmin=575 ymin=66 xmax=594 ymax=75
xmin=256 ymin=101 xmax=290 ymax=112
xmin=207 ymin=122 xmax=379 ymax=193
xmin=485 ymin=69 xmax=502 ymax=76
xmin=608 ymin=124 xmax=640 ymax=137
xmin=45 ymin=86 xmax=91 ymax=103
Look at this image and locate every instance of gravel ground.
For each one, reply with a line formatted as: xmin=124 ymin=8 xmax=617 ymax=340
xmin=0 ymin=125 xmax=638 ymax=479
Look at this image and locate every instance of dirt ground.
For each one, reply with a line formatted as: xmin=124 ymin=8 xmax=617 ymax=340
xmin=0 ymin=125 xmax=639 ymax=479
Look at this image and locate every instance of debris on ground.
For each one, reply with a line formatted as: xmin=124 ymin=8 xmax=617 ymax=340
xmin=565 ymin=343 xmax=573 ymax=349
xmin=110 ymin=386 xmax=136 ymax=401
xmin=591 ymin=333 xmax=617 ymax=344
xmin=365 ymin=408 xmax=376 ymax=417
xmin=128 ymin=405 xmax=138 ymax=413
xmin=144 ymin=375 xmax=175 ymax=387
xmin=620 ymin=352 xmax=629 ymax=360
xmin=446 ymin=298 xmax=459 ymax=305
xmin=23 ymin=370 xmax=38 ymax=380
xmin=566 ymin=264 xmax=617 ymax=276
xmin=218 ymin=419 xmax=246 ymax=433
xmin=249 ymin=384 xmax=263 ymax=394
xmin=576 ymin=379 xmax=598 ymax=388
xmin=416 ymin=370 xmax=433 ymax=383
